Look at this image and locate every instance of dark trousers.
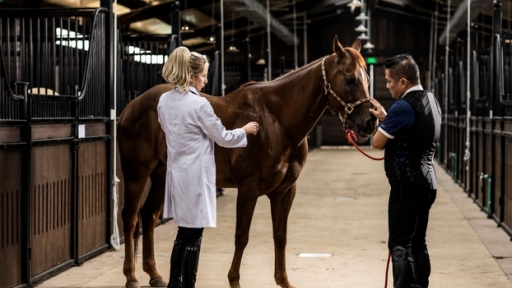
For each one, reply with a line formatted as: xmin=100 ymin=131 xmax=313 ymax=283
xmin=388 ymin=179 xmax=436 ymax=288
xmin=176 ymin=227 xmax=203 ymax=245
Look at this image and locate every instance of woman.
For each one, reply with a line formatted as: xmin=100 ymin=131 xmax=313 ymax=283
xmin=157 ymin=46 xmax=259 ymax=288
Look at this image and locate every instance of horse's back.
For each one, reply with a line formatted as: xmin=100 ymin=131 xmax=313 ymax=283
xmin=117 ymin=84 xmax=172 ymax=172
xmin=118 ymin=84 xmax=173 ymax=132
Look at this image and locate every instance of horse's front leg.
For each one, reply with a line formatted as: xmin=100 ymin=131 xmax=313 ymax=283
xmin=268 ymin=183 xmax=297 ymax=288
xmin=228 ymin=182 xmax=260 ymax=288
xmin=141 ymin=163 xmax=167 ymax=287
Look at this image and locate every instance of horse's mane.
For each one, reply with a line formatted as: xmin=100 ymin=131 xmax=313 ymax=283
xmin=239 ymin=81 xmax=258 ymax=89
xmin=235 ymin=47 xmax=366 ymax=92
xmin=234 ymin=59 xmax=323 ymax=92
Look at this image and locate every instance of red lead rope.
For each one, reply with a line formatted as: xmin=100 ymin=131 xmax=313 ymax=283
xmin=345 ymin=130 xmax=384 ymax=161
xmin=345 ymin=129 xmax=389 ymax=287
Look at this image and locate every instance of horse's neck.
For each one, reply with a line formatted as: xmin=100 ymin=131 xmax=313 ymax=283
xmin=265 ymin=60 xmax=327 ymax=141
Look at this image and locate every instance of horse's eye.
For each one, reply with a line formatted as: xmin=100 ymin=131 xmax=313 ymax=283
xmin=345 ymin=78 xmax=356 ymax=85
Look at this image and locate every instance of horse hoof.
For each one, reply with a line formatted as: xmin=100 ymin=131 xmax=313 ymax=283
xmin=149 ymin=276 xmax=167 ymax=287
xmin=126 ymin=281 xmax=140 ymax=288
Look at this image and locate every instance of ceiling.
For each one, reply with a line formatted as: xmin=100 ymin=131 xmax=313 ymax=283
xmin=1 ymin=0 xmax=511 ymax=49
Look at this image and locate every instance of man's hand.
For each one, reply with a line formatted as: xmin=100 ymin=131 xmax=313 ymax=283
xmin=369 ymin=98 xmax=387 ymax=121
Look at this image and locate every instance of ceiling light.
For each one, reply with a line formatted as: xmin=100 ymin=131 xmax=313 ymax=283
xmin=180 ymin=25 xmax=194 ymax=33
xmin=347 ymin=0 xmax=363 ymax=13
xmin=206 ymin=36 xmax=215 ymax=44
xmin=256 ymin=58 xmax=266 ymax=65
xmin=355 ymin=12 xmax=369 ymax=21
xmin=355 ymin=24 xmax=368 ymax=32
xmin=363 ymin=42 xmax=375 ymax=49
xmin=358 ymin=33 xmax=369 ymax=40
xmin=227 ymin=45 xmax=239 ymax=53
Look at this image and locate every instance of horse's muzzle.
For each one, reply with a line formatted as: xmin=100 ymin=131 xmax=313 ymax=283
xmin=355 ymin=115 xmax=377 ymax=141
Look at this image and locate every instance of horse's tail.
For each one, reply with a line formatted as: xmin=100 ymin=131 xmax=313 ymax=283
xmin=133 ymin=216 xmax=141 ymax=262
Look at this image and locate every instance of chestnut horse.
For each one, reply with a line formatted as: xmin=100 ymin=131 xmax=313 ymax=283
xmin=117 ymin=36 xmax=377 ymax=288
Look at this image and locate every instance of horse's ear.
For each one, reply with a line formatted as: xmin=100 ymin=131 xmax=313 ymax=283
xmin=333 ymin=35 xmax=346 ymax=58
xmin=351 ymin=38 xmax=361 ymax=52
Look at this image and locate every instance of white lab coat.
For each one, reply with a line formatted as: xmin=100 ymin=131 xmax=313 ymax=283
xmin=157 ymin=86 xmax=247 ymax=228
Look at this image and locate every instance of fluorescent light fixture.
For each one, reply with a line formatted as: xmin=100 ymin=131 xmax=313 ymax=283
xmin=55 ymin=28 xmax=89 ymax=50
xmin=126 ymin=45 xmax=168 ymax=64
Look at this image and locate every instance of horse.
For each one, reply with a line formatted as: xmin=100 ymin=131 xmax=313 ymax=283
xmin=117 ymin=35 xmax=377 ymax=288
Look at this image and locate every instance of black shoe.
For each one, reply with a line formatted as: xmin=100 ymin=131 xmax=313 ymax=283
xmin=182 ymin=237 xmax=202 ymax=288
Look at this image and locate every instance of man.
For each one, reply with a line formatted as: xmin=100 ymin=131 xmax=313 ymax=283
xmin=369 ymin=54 xmax=442 ymax=288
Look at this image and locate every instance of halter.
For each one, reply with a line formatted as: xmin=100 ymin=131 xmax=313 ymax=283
xmin=321 ymin=57 xmax=370 ymax=130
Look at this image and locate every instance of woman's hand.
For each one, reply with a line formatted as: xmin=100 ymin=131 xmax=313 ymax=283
xmin=243 ymin=121 xmax=260 ymax=135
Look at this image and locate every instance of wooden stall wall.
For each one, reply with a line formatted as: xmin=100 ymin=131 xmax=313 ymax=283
xmin=0 ymin=149 xmax=23 ymax=288
xmin=30 ymin=143 xmax=72 ymax=276
xmin=0 ymin=7 xmax=117 ymax=286
xmin=78 ymin=138 xmax=108 ymax=256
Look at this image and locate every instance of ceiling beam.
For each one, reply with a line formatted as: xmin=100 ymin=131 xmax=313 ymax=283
xmin=118 ymin=1 xmax=177 ymax=25
xmin=225 ymin=0 xmax=298 ymax=45
xmin=438 ymin=0 xmax=492 ymax=45
xmin=117 ymin=0 xmax=150 ymax=9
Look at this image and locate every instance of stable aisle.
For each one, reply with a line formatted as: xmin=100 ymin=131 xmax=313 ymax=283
xmin=37 ymin=149 xmax=512 ymax=288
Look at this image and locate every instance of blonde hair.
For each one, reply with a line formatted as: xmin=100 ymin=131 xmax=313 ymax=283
xmin=161 ymin=46 xmax=208 ymax=93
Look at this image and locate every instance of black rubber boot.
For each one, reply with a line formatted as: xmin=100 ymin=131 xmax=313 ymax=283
xmin=411 ymin=249 xmax=431 ymax=288
xmin=391 ymin=246 xmax=415 ymax=288
xmin=168 ymin=239 xmax=185 ymax=288
xmin=182 ymin=237 xmax=202 ymax=288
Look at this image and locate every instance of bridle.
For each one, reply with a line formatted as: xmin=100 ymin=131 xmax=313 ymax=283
xmin=321 ymin=56 xmax=370 ymax=130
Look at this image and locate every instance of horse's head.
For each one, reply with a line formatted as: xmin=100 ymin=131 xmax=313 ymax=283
xmin=323 ymin=35 xmax=378 ymax=142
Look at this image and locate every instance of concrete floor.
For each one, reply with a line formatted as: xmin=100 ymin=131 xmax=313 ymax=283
xmin=36 ymin=149 xmax=512 ymax=288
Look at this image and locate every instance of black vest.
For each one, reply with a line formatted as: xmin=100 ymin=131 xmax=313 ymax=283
xmin=384 ymin=90 xmax=442 ymax=189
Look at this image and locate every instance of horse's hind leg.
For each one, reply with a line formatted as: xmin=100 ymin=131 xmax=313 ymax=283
xmin=228 ymin=182 xmax=260 ymax=288
xmin=122 ymin=168 xmax=151 ymax=288
xmin=268 ymin=183 xmax=297 ymax=288
xmin=141 ymin=161 xmax=167 ymax=287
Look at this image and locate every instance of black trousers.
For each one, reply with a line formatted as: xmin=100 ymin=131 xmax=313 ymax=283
xmin=388 ymin=179 xmax=436 ymax=287
xmin=176 ymin=227 xmax=203 ymax=244
xmin=388 ymin=179 xmax=436 ymax=251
